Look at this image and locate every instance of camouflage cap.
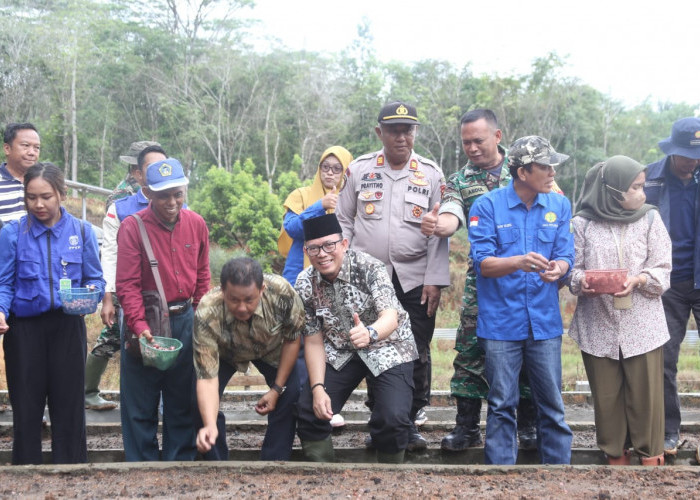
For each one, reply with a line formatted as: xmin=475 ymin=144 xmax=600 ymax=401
xmin=377 ymin=101 xmax=420 ymax=126
xmin=119 ymin=140 xmax=161 ymax=165
xmin=508 ymin=136 xmax=569 ymax=168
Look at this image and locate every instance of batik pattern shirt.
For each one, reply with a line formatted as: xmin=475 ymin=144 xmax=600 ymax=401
xmin=193 ymin=274 xmax=305 ymax=379
xmin=294 ymin=249 xmax=418 ymax=377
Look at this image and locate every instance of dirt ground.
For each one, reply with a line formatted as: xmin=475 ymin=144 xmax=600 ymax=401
xmin=0 ymin=428 xmax=698 ymax=498
xmin=0 ymin=400 xmax=698 ymax=498
xmin=0 ymin=461 xmax=699 ymax=499
xmin=76 ymin=428 xmax=698 ymax=456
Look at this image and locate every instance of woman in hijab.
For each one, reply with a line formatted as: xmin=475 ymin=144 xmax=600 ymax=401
xmin=569 ymin=155 xmax=671 ymax=466
xmin=278 ymin=146 xmax=353 ymax=284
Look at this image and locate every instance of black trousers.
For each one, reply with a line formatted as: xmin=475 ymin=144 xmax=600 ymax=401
xmin=660 ymin=279 xmax=700 ymax=438
xmin=392 ymin=272 xmax=435 ymax=418
xmin=4 ymin=310 xmax=87 ymax=465
xmin=297 ymin=355 xmax=414 ymax=454
xmin=198 ymin=358 xmax=300 ymax=461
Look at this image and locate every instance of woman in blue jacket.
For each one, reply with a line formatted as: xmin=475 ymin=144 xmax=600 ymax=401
xmin=0 ymin=162 xmax=104 ymax=465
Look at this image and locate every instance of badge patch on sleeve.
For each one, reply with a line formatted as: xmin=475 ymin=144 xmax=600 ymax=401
xmin=469 ymin=216 xmax=479 ymax=227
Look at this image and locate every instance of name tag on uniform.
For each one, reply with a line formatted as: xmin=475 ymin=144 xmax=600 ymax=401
xmin=60 ymin=278 xmax=72 ymax=290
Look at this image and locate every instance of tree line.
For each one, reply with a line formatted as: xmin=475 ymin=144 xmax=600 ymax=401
xmin=2 ymin=0 xmax=698 ymax=264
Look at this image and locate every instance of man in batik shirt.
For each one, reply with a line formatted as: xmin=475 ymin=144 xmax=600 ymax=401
xmin=294 ymin=213 xmax=418 ymax=464
xmin=193 ymin=257 xmax=304 ymax=461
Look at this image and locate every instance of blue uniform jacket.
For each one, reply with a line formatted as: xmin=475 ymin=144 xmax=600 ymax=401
xmin=468 ymin=181 xmax=574 ymax=341
xmin=115 ymin=188 xmax=150 ymax=222
xmin=645 ymin=157 xmax=700 ymax=288
xmin=0 ymin=208 xmax=105 ymax=317
xmin=281 ymin=199 xmax=326 ymax=284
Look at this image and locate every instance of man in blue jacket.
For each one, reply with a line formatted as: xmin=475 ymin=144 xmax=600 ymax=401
xmin=643 ymin=117 xmax=700 ymax=456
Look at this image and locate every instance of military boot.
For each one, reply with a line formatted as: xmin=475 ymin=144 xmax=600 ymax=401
xmin=301 ymin=436 xmax=335 ymax=462
xmin=517 ymin=397 xmax=538 ymax=450
xmin=441 ymin=397 xmax=483 ymax=451
xmin=85 ymin=353 xmax=117 ymax=411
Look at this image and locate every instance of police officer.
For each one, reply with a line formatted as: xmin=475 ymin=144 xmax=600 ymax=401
xmin=337 ymin=101 xmax=450 ymax=450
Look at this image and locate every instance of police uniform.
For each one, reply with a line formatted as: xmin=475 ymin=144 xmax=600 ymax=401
xmin=337 ymin=148 xmax=449 ymax=417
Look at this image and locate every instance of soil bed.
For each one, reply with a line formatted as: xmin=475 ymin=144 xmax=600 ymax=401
xmin=0 ymin=462 xmax=699 ymax=499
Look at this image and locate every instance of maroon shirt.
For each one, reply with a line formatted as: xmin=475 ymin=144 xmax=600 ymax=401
xmin=116 ymin=206 xmax=210 ymax=335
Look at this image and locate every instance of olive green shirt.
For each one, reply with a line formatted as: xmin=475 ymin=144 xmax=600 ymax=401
xmin=193 ymin=274 xmax=305 ymax=379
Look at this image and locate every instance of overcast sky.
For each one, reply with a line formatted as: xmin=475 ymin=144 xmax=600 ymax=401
xmin=244 ymin=0 xmax=699 ymax=110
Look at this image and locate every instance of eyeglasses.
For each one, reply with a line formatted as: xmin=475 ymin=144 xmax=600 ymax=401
xmin=320 ymin=163 xmax=343 ymax=174
xmin=305 ymin=238 xmax=342 ymax=256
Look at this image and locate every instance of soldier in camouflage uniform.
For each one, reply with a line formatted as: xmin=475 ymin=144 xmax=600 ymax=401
xmin=85 ymin=141 xmax=161 ymax=410
xmin=422 ymin=109 xmax=562 ymax=451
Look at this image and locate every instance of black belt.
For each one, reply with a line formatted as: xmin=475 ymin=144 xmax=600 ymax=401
xmin=168 ymin=299 xmax=192 ymax=316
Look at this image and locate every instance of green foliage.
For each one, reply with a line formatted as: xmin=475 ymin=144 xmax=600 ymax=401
xmin=275 ymin=168 xmax=303 ymax=206
xmin=208 ymin=244 xmax=248 ymax=286
xmin=1 ymin=3 xmax=698 ymax=218
xmin=189 ymin=161 xmax=284 ymax=266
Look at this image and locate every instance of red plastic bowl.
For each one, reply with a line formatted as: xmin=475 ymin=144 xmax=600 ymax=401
xmin=584 ymin=269 xmax=628 ymax=294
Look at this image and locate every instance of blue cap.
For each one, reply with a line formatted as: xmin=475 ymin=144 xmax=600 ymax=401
xmin=658 ymin=117 xmax=700 ymax=159
xmin=146 ymin=158 xmax=189 ymax=192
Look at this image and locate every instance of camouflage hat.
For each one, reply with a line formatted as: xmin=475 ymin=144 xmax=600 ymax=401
xmin=377 ymin=101 xmax=420 ymax=126
xmin=119 ymin=140 xmax=161 ymax=165
xmin=508 ymin=136 xmax=569 ymax=169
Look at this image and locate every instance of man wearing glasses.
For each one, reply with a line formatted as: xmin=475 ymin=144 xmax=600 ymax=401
xmin=336 ymin=101 xmax=449 ymax=450
xmin=294 ymin=213 xmax=418 ymax=463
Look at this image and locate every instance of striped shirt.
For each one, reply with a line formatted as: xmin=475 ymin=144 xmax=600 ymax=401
xmin=0 ymin=163 xmax=25 ymax=223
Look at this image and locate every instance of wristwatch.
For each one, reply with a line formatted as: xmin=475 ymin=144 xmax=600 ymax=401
xmin=271 ymin=383 xmax=286 ymax=395
xmin=367 ymin=326 xmax=379 ymax=344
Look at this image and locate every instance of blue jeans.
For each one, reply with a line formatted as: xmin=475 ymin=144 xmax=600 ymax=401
xmin=480 ymin=336 xmax=572 ymax=465
xmin=120 ymin=306 xmax=197 ymax=461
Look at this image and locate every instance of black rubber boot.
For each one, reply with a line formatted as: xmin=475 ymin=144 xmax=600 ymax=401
xmin=406 ymin=423 xmax=427 ymax=452
xmin=441 ymin=397 xmax=483 ymax=451
xmin=517 ymin=397 xmax=538 ymax=450
xmin=301 ymin=436 xmax=335 ymax=462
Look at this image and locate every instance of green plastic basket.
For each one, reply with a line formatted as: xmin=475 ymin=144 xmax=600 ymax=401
xmin=139 ymin=336 xmax=183 ymax=371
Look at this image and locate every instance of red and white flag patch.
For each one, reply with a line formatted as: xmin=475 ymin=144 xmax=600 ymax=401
xmin=469 ymin=216 xmax=479 ymax=227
